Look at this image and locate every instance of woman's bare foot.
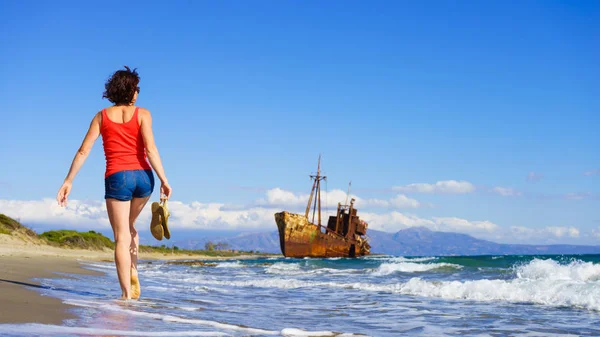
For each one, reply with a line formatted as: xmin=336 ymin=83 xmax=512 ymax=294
xmin=131 ymin=267 xmax=141 ymax=299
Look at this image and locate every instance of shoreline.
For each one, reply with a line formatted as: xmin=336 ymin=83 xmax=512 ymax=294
xmin=0 ymin=234 xmax=273 ymax=326
xmin=0 ymin=255 xmax=102 ymax=325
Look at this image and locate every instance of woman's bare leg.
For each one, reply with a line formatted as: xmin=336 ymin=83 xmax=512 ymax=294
xmin=106 ymin=198 xmax=132 ymax=299
xmin=128 ymin=196 xmax=150 ymax=299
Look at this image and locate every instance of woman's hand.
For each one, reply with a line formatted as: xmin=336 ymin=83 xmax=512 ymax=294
xmin=57 ymin=181 xmax=72 ymax=207
xmin=160 ymin=181 xmax=172 ymax=202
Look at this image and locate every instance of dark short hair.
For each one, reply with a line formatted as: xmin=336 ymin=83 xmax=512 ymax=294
xmin=102 ymin=66 xmax=140 ymax=105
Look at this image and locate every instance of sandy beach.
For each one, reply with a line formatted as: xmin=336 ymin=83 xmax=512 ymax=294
xmin=0 ymin=234 xmax=264 ymax=326
xmin=0 ymin=234 xmax=109 ymax=325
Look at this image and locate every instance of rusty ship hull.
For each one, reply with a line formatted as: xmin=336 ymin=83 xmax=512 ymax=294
xmin=275 ymin=211 xmax=369 ymax=258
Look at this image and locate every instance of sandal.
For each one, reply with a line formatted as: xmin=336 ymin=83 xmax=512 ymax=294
xmin=161 ymin=200 xmax=171 ymax=240
xmin=150 ymin=202 xmax=164 ymax=240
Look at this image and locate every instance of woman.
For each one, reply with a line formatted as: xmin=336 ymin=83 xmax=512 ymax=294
xmin=56 ymin=66 xmax=172 ymax=300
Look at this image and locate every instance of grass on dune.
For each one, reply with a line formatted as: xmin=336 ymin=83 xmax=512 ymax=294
xmin=0 ymin=213 xmax=271 ymax=256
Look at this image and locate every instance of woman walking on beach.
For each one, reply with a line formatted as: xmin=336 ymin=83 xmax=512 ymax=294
xmin=56 ymin=66 xmax=171 ymax=300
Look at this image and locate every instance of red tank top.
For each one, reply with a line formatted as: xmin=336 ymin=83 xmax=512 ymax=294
xmin=100 ymin=107 xmax=152 ymax=178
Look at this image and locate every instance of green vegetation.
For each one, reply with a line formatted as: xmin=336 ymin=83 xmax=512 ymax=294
xmin=139 ymin=244 xmax=270 ymax=257
xmin=0 ymin=213 xmax=273 ymax=256
xmin=40 ymin=230 xmax=115 ymax=250
xmin=0 ymin=213 xmax=37 ymax=237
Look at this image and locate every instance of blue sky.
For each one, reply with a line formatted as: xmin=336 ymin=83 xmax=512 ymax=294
xmin=0 ymin=1 xmax=598 ymax=244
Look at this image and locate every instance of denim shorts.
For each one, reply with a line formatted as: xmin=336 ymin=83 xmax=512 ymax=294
xmin=104 ymin=169 xmax=155 ymax=201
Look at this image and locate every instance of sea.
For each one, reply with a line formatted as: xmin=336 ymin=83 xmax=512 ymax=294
xmin=1 ymin=254 xmax=599 ymax=336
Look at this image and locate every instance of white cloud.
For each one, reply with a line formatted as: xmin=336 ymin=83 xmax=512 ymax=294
xmin=359 ymin=211 xmax=498 ymax=234
xmin=592 ymin=227 xmax=600 ymax=238
xmin=393 ymin=180 xmax=475 ymax=194
xmin=563 ymin=192 xmax=595 ymax=200
xmin=0 ymin=197 xmax=488 ymax=236
xmin=166 ymin=201 xmax=275 ymax=230
xmin=357 ymin=194 xmax=422 ymax=209
xmin=510 ymin=226 xmax=534 ymax=235
xmin=545 ymin=226 xmax=580 ymax=238
xmin=510 ymin=225 xmax=580 ymax=240
xmin=570 ymin=227 xmax=580 ymax=238
xmin=0 ymin=194 xmax=589 ymax=245
xmin=0 ymin=198 xmax=111 ymax=229
xmin=433 ymin=217 xmax=499 ymax=232
xmin=526 ymin=172 xmax=543 ymax=182
xmin=0 ymin=198 xmax=279 ymax=232
xmin=491 ymin=187 xmax=522 ymax=197
xmin=583 ymin=169 xmax=600 ymax=176
xmin=256 ymin=188 xmax=309 ymax=207
xmin=359 ymin=211 xmax=435 ymax=232
xmin=257 ymin=188 xmax=422 ymax=210
xmin=389 ymin=194 xmax=421 ymax=209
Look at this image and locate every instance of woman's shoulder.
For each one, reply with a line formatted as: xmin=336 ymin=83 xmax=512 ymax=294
xmin=136 ymin=107 xmax=153 ymax=119
xmin=136 ymin=106 xmax=151 ymax=114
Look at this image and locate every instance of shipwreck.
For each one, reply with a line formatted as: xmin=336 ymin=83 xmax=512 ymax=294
xmin=274 ymin=157 xmax=370 ymax=258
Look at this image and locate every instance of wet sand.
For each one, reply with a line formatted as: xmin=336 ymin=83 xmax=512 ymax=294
xmin=0 ymin=255 xmax=102 ymax=325
xmin=0 ymin=234 xmax=268 ymax=325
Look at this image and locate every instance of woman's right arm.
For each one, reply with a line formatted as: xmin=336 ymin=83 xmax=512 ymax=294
xmin=140 ymin=108 xmax=172 ymax=200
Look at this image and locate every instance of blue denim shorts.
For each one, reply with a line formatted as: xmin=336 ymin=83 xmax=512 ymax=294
xmin=104 ymin=169 xmax=155 ymax=201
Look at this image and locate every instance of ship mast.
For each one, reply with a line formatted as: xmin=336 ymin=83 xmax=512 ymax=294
xmin=305 ymin=155 xmax=326 ymax=226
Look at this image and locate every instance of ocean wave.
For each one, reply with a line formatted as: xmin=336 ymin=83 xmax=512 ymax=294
xmin=215 ymin=261 xmax=246 ymax=268
xmin=64 ymin=299 xmax=278 ymax=334
xmin=54 ymin=300 xmax=362 ymax=336
xmin=372 ymin=262 xmax=462 ymax=275
xmin=193 ymin=259 xmax=600 ymax=311
xmin=379 ymin=259 xmax=600 ymax=311
xmin=388 ymin=257 xmax=437 ymax=263
xmin=390 ymin=276 xmax=600 ymax=311
xmin=0 ymin=324 xmax=363 ymax=337
xmin=280 ymin=328 xmax=367 ymax=337
xmin=265 ymin=263 xmax=362 ymax=276
xmin=84 ymin=263 xmax=114 ymax=270
xmin=0 ymin=324 xmax=228 ymax=336
xmin=265 ymin=263 xmax=301 ymax=274
xmin=281 ymin=328 xmax=336 ymax=336
xmin=515 ymin=258 xmax=600 ymax=282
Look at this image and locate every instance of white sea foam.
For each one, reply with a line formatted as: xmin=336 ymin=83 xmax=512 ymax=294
xmin=84 ymin=263 xmax=115 ymax=270
xmin=265 ymin=263 xmax=361 ymax=276
xmin=64 ymin=299 xmax=279 ymax=335
xmin=193 ymin=258 xmax=600 ymax=311
xmin=314 ymin=268 xmax=363 ymax=276
xmin=388 ymin=257 xmax=437 ymax=263
xmin=265 ymin=263 xmax=302 ymax=274
xmin=145 ymin=286 xmax=171 ymax=292
xmin=281 ymin=328 xmax=336 ymax=336
xmin=280 ymin=328 xmax=368 ymax=337
xmin=33 ymin=300 xmax=359 ymax=337
xmin=372 ymin=262 xmax=462 ymax=275
xmin=215 ymin=261 xmax=245 ymax=268
xmin=0 ymin=324 xmax=228 ymax=336
xmin=516 ymin=258 xmax=600 ymax=282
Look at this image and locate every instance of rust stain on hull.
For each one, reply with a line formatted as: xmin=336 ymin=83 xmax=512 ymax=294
xmin=274 ymin=156 xmax=371 ymax=259
xmin=275 ymin=211 xmax=366 ymax=258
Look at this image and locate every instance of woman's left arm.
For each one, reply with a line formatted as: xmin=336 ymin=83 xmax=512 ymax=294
xmin=56 ymin=112 xmax=101 ymax=207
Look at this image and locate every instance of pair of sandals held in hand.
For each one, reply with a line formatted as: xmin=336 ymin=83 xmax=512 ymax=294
xmin=150 ymin=200 xmax=171 ymax=240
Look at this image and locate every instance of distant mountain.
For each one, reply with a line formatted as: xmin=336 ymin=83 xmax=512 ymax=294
xmin=369 ymin=227 xmax=600 ymax=256
xmin=171 ymin=227 xmax=600 ymax=256
xmin=171 ymin=231 xmax=282 ymax=254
